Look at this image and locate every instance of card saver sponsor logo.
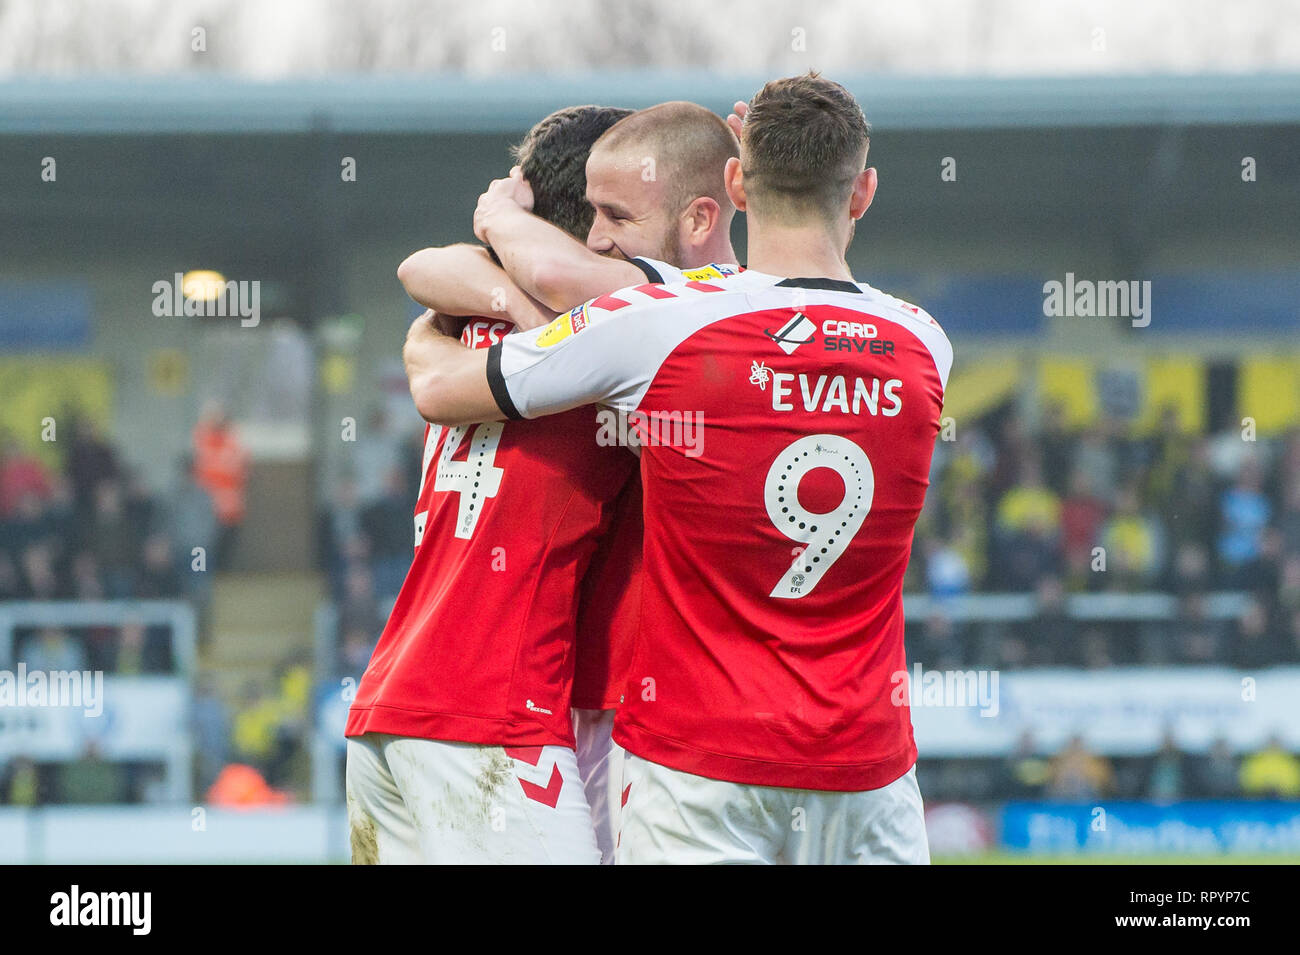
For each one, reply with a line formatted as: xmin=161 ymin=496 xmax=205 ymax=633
xmin=764 ymin=312 xmax=817 ymax=354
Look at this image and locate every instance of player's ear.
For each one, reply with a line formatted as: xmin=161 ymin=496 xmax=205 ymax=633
xmin=682 ymin=196 xmax=721 ymax=245
xmin=723 ymin=157 xmax=747 ymax=212
xmin=849 ymin=168 xmax=877 ymax=221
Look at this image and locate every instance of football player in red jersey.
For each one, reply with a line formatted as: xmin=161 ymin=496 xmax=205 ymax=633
xmin=401 ymin=73 xmax=952 ymax=864
xmin=395 ymin=102 xmax=741 ymax=863
xmin=344 ymin=105 xmax=636 ymax=864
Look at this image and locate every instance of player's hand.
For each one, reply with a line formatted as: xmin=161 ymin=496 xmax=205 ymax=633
xmin=407 ymin=309 xmax=456 ymax=342
xmin=725 ymin=100 xmax=748 ymax=140
xmin=430 ymin=311 xmax=462 ymax=338
xmin=473 ymin=167 xmax=535 ymax=242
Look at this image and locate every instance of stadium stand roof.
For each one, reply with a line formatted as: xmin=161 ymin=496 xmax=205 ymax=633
xmin=4 ymin=71 xmax=1300 ymax=134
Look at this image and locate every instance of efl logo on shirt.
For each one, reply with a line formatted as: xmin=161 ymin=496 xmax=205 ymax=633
xmin=536 ymin=304 xmax=589 ymax=348
xmin=681 ymin=264 xmax=736 ymax=281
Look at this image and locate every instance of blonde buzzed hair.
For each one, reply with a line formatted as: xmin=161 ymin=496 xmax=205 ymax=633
xmin=592 ymin=101 xmax=739 ymax=215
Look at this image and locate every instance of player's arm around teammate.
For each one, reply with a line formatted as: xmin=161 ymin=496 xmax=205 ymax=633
xmin=397 ymin=243 xmax=556 ymax=331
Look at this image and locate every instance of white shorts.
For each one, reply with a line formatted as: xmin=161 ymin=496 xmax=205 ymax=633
xmin=345 ymin=732 xmax=600 ymax=864
xmin=572 ymin=707 xmax=625 ymax=865
xmin=617 ymin=755 xmax=930 ymax=865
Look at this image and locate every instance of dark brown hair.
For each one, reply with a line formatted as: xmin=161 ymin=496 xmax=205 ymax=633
xmin=741 ymin=72 xmax=870 ymax=223
xmin=511 ymin=105 xmax=633 ymax=238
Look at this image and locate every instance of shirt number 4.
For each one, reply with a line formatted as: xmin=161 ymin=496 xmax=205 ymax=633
xmin=420 ymin=422 xmax=506 ymax=542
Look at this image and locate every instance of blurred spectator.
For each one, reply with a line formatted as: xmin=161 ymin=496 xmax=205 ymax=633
xmin=192 ymin=402 xmax=249 ymax=569
xmin=1230 ymin=599 xmax=1281 ymax=670
xmin=56 ymin=742 xmax=127 ymax=804
xmin=1171 ymin=592 xmax=1226 ymax=665
xmin=1145 ymin=731 xmax=1185 ymax=802
xmin=1002 ymin=730 xmax=1051 ymax=799
xmin=68 ymin=550 xmax=105 ymax=601
xmin=19 ymin=627 xmax=86 ymax=673
xmin=205 ymin=764 xmax=291 ymax=807
xmin=1037 ymin=401 xmax=1074 ymax=494
xmin=337 ymin=563 xmax=381 ymax=640
xmin=318 ymin=476 xmax=366 ymax=594
xmin=162 ymin=452 xmax=218 ymax=615
xmin=361 ymin=466 xmax=417 ymax=602
xmin=1047 ymin=734 xmax=1114 ymax=800
xmin=229 ymin=659 xmax=311 ymax=790
xmin=0 ymin=756 xmax=42 ymax=806
xmin=136 ymin=533 xmax=181 ymax=598
xmin=110 ymin=620 xmax=172 ymax=675
xmin=64 ymin=413 xmax=120 ymax=512
xmin=0 ymin=433 xmax=53 ymax=516
xmin=1031 ymin=575 xmax=1073 ymax=665
xmin=1098 ymin=481 xmax=1166 ymax=589
xmin=86 ymin=480 xmax=137 ymax=598
xmin=18 ymin=541 xmax=60 ymax=599
xmin=922 ymin=536 xmax=971 ymax=599
xmin=353 ymin=406 xmax=405 ymax=505
xmin=190 ymin=672 xmax=231 ymax=794
xmin=340 ymin=626 xmax=378 ymax=677
xmin=1077 ymin=627 xmax=1114 ymax=669
xmin=1194 ymin=737 xmax=1241 ymax=799
xmin=1166 ymin=540 xmax=1212 ymax=596
xmin=1276 ymin=554 xmax=1300 ymax=619
xmin=1284 ymin=607 xmax=1300 ymax=664
xmin=992 ymin=456 xmax=1062 ymax=590
xmin=1059 ymin=467 xmax=1107 ymax=588
xmin=1279 ymin=477 xmax=1300 ymax=556
xmin=1072 ymin=427 xmax=1119 ymax=501
xmin=1163 ymin=437 xmax=1218 ymax=551
xmin=1218 ymin=458 xmax=1272 ymax=587
xmin=1238 ymin=735 xmax=1300 ymax=799
xmin=915 ymin=611 xmax=964 ymax=671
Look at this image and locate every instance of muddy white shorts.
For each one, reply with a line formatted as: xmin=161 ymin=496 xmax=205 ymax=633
xmin=572 ymin=707 xmax=624 ymax=865
xmin=345 ymin=732 xmax=600 ymax=865
xmin=617 ymin=755 xmax=930 ymax=865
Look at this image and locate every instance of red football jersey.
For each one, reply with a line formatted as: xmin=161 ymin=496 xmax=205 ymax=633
xmin=345 ymin=316 xmax=636 ymax=748
xmin=572 ymin=472 xmax=643 ymax=710
xmin=489 ymin=271 xmax=952 ymax=790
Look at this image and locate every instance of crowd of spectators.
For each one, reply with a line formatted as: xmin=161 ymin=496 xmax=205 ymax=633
xmin=4 ymin=396 xmax=1299 ymax=809
xmin=0 ymin=409 xmax=306 ymax=805
xmin=317 ymin=408 xmax=425 ymax=683
xmin=920 ymin=731 xmax=1300 ymax=803
xmin=908 ymin=403 xmax=1300 ymax=670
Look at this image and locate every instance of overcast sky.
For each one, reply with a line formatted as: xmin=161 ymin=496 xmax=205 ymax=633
xmin=2 ymin=0 xmax=1298 ymax=78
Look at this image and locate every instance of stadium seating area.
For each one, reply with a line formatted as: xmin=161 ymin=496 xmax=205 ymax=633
xmin=908 ymin=406 xmax=1300 ymax=667
xmin=3 ymin=388 xmax=1298 ymax=809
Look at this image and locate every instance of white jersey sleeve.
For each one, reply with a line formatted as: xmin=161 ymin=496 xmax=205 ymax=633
xmin=487 ymin=291 xmax=692 ymax=421
xmin=629 ymin=257 xmax=742 ymax=285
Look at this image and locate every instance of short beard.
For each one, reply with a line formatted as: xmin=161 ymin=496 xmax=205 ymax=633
xmin=658 ymin=230 xmax=687 ymax=269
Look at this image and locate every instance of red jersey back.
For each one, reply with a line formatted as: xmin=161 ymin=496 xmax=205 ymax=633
xmin=346 ymin=316 xmax=636 ymax=748
xmin=572 ymin=472 xmax=643 ymax=710
xmin=489 ymin=272 xmax=952 ymax=789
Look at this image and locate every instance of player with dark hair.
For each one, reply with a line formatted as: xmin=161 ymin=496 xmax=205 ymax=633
xmin=394 ymin=100 xmax=740 ymax=863
xmin=344 ymin=104 xmax=633 ymax=865
xmin=401 ymin=73 xmax=951 ymax=864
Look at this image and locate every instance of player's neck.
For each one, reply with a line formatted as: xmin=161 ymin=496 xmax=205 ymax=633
xmin=745 ymin=224 xmax=852 ymax=281
xmin=682 ymin=237 xmax=738 ymax=269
